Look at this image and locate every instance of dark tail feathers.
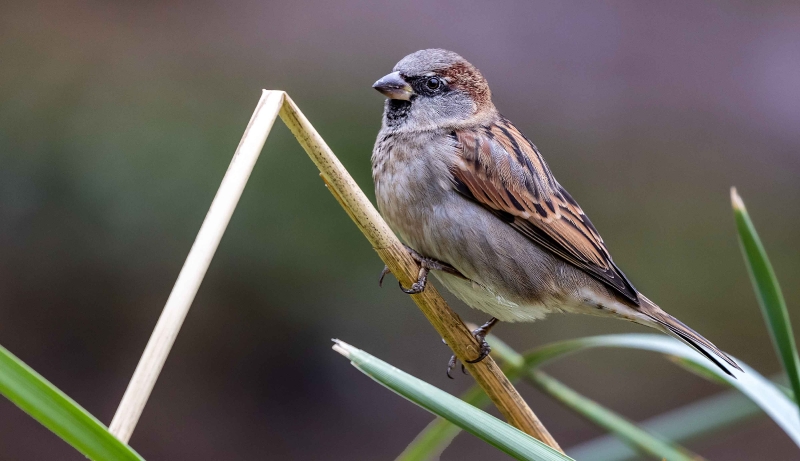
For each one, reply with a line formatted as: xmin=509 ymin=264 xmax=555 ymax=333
xmin=639 ymin=295 xmax=742 ymax=377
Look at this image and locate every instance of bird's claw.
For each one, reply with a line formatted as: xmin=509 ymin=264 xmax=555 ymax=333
xmin=446 ymin=354 xmax=468 ymax=379
xmin=400 ymin=267 xmax=429 ymax=294
xmin=446 ymin=354 xmax=457 ymax=379
xmin=443 ymin=317 xmax=499 ymax=378
xmin=378 ymin=245 xmax=464 ymax=294
xmin=466 ymin=317 xmax=499 ymax=363
xmin=378 ymin=265 xmax=391 ymax=287
xmin=466 ymin=334 xmax=492 ymax=364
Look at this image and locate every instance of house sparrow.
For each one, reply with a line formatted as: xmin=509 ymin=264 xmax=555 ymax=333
xmin=371 ymin=49 xmax=741 ymax=377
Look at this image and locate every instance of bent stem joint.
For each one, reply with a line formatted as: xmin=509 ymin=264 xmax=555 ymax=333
xmin=109 ymin=90 xmax=561 ymax=452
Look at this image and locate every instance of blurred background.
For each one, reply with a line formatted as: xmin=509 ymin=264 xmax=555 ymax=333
xmin=1 ymin=1 xmax=800 ymax=459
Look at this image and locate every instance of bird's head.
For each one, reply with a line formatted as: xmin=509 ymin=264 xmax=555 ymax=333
xmin=373 ymin=49 xmax=496 ymax=132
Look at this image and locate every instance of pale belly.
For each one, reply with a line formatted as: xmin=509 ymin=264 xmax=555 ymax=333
xmin=432 ymin=271 xmax=554 ymax=322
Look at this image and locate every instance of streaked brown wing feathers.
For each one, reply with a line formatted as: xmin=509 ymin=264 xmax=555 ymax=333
xmin=451 ymin=119 xmax=639 ymax=304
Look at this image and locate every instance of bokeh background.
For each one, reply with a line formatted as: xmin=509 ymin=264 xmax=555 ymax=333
xmin=2 ymin=1 xmax=800 ymax=459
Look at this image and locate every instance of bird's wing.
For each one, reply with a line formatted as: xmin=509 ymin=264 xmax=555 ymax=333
xmin=450 ymin=118 xmax=639 ymax=305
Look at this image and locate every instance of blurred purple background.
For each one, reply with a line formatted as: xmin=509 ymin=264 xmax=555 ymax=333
xmin=1 ymin=1 xmax=800 ymax=459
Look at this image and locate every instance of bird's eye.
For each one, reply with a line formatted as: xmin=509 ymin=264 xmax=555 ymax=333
xmin=426 ymin=77 xmax=442 ymax=90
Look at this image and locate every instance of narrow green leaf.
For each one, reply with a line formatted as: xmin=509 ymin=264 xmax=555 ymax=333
xmin=332 ymin=339 xmax=574 ymax=461
xmin=567 ymin=385 xmax=761 ymax=461
xmin=731 ymin=187 xmax=800 ymax=416
xmin=492 ymin=336 xmax=701 ymax=461
xmin=526 ymin=370 xmax=702 ymax=461
xmin=405 ymin=375 xmax=765 ymax=461
xmin=667 ymin=356 xmax=731 ymax=387
xmin=396 ymin=368 xmax=528 ymax=461
xmin=399 ymin=335 xmax=702 ymax=461
xmin=395 ymin=385 xmax=489 ymax=461
xmin=401 ymin=334 xmax=800 ymax=460
xmin=527 ymin=370 xmax=699 ymax=460
xmin=0 ymin=345 xmax=144 ymax=461
xmin=523 ymin=334 xmax=800 ymax=446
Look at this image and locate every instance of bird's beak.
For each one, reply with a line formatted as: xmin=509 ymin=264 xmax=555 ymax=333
xmin=373 ymin=71 xmax=414 ymax=100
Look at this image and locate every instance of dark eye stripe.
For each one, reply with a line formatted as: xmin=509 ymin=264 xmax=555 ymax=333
xmin=405 ymin=75 xmax=446 ymax=95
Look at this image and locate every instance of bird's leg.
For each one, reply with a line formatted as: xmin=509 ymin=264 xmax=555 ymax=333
xmin=378 ymin=244 xmax=465 ymax=293
xmin=466 ymin=317 xmax=499 ymax=363
xmin=446 ymin=317 xmax=500 ymax=378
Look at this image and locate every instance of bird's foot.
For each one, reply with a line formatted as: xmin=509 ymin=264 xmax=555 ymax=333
xmin=400 ymin=264 xmax=430 ymax=294
xmin=445 ymin=317 xmax=499 ymax=379
xmin=466 ymin=317 xmax=498 ymax=363
xmin=446 ymin=353 xmax=467 ymax=379
xmin=378 ymin=245 xmax=464 ymax=294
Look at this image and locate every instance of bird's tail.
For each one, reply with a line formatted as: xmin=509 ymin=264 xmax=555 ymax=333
xmin=638 ymin=294 xmax=742 ymax=377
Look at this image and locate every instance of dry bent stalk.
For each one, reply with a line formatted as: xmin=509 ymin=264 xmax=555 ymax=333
xmin=109 ymin=90 xmax=560 ymax=452
xmin=278 ymin=92 xmax=562 ymax=452
xmin=110 ymin=91 xmax=285 ymax=442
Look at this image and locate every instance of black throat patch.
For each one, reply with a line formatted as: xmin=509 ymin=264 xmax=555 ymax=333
xmin=384 ymin=99 xmax=411 ymax=126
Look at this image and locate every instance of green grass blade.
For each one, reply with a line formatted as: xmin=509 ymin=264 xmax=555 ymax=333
xmin=399 ymin=335 xmax=702 ymax=461
xmin=667 ymin=356 xmax=732 ymax=387
xmin=731 ymin=187 xmax=800 ymax=415
xmin=396 ymin=362 xmax=526 ymax=461
xmin=527 ymin=370 xmax=699 ymax=461
xmin=400 ymin=333 xmax=800 ymax=460
xmin=332 ymin=339 xmax=573 ymax=461
xmin=403 ymin=377 xmax=765 ymax=461
xmin=491 ymin=336 xmax=701 ymax=461
xmin=567 ymin=373 xmax=789 ymax=460
xmin=567 ymin=386 xmax=762 ymax=461
xmin=395 ymin=385 xmax=489 ymax=461
xmin=524 ymin=334 xmax=800 ymax=446
xmin=0 ymin=345 xmax=144 ymax=461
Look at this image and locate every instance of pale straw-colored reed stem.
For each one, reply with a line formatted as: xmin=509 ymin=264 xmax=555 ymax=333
xmin=109 ymin=91 xmax=284 ymax=442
